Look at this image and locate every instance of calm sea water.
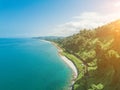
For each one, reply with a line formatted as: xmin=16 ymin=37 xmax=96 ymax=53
xmin=0 ymin=38 xmax=72 ymax=90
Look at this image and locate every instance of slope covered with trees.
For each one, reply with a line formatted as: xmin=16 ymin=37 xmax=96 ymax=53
xmin=55 ymin=20 xmax=120 ymax=90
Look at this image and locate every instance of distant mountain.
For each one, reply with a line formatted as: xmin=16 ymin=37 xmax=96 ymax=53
xmin=33 ymin=36 xmax=64 ymax=40
xmin=32 ymin=36 xmax=65 ymax=42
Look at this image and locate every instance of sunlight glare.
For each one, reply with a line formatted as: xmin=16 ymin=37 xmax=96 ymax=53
xmin=114 ymin=2 xmax=120 ymax=7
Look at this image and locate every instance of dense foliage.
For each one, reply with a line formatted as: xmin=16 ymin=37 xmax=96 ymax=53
xmin=57 ymin=20 xmax=120 ymax=90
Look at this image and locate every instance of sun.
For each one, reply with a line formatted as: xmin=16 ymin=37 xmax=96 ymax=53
xmin=114 ymin=2 xmax=120 ymax=7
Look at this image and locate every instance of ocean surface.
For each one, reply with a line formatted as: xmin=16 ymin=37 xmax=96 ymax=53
xmin=0 ymin=38 xmax=73 ymax=90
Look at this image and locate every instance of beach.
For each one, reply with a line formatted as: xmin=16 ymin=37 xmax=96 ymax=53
xmin=50 ymin=42 xmax=78 ymax=89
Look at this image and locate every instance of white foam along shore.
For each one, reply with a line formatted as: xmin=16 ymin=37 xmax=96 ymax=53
xmin=40 ymin=40 xmax=51 ymax=44
xmin=50 ymin=42 xmax=78 ymax=85
xmin=60 ymin=55 xmax=78 ymax=79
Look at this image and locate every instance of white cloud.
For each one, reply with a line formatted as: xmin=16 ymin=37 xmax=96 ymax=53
xmin=49 ymin=12 xmax=120 ymax=36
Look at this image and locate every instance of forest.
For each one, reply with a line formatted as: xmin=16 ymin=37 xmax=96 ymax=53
xmin=52 ymin=20 xmax=120 ymax=90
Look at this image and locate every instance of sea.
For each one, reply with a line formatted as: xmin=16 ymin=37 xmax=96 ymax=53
xmin=0 ymin=38 xmax=73 ymax=90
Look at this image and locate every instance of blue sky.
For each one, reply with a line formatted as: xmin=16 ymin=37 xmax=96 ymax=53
xmin=0 ymin=0 xmax=120 ymax=37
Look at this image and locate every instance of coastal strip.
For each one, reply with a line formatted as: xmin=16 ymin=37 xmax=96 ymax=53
xmin=50 ymin=42 xmax=78 ymax=89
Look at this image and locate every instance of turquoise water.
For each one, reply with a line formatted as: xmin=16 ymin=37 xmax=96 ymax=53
xmin=0 ymin=38 xmax=72 ymax=90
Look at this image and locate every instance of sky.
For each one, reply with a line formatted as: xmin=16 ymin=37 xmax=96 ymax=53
xmin=0 ymin=0 xmax=120 ymax=37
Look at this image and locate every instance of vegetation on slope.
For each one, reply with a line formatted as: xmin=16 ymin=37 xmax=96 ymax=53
xmin=54 ymin=20 xmax=120 ymax=90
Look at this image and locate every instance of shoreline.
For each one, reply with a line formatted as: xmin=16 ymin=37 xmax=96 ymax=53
xmin=50 ymin=41 xmax=78 ymax=90
xmin=40 ymin=40 xmax=78 ymax=89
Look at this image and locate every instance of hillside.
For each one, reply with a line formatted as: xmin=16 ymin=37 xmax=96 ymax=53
xmin=55 ymin=20 xmax=120 ymax=90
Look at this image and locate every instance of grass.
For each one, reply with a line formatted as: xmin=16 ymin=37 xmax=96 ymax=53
xmin=56 ymin=44 xmax=104 ymax=90
xmin=61 ymin=51 xmax=85 ymax=89
xmin=61 ymin=51 xmax=101 ymax=90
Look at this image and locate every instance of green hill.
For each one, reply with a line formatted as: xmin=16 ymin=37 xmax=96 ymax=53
xmin=55 ymin=20 xmax=120 ymax=90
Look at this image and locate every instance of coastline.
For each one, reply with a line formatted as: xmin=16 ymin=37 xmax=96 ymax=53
xmin=50 ymin=41 xmax=78 ymax=90
xmin=40 ymin=40 xmax=78 ymax=89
